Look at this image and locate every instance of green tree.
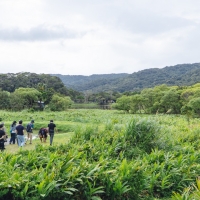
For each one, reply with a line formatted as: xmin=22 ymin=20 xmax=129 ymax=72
xmin=113 ymin=95 xmax=132 ymax=112
xmin=48 ymin=95 xmax=73 ymax=111
xmin=10 ymin=93 xmax=25 ymax=111
xmin=181 ymin=105 xmax=193 ymax=124
xmin=187 ymin=97 xmax=200 ymax=117
xmin=0 ymin=89 xmax=10 ymax=110
xmin=159 ymin=89 xmax=181 ymax=114
xmin=130 ymin=94 xmax=147 ymax=113
xmin=37 ymin=83 xmax=54 ymax=104
xmin=12 ymin=88 xmax=41 ymax=109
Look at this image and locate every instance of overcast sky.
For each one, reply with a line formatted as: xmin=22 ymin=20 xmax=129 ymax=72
xmin=0 ymin=0 xmax=200 ymax=75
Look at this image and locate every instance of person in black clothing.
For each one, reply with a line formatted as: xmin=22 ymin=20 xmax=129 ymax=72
xmin=16 ymin=120 xmax=25 ymax=147
xmin=47 ymin=120 xmax=56 ymax=145
xmin=0 ymin=124 xmax=6 ymax=151
xmin=0 ymin=122 xmax=8 ymax=142
xmin=9 ymin=121 xmax=17 ymax=144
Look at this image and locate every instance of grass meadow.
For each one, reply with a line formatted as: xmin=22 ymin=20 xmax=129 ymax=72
xmin=1 ymin=109 xmax=200 ymax=199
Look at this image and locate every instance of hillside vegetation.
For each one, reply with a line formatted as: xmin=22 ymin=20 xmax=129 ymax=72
xmin=53 ymin=63 xmax=200 ymax=93
xmin=0 ymin=72 xmax=81 ymax=101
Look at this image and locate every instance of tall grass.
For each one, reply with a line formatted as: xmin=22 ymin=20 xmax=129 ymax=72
xmin=1 ymin=110 xmax=200 ymax=199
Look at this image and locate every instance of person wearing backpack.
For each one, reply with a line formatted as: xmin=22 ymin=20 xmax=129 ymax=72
xmin=26 ymin=120 xmax=34 ymax=144
xmin=9 ymin=121 xmax=17 ymax=144
xmin=47 ymin=120 xmax=56 ymax=145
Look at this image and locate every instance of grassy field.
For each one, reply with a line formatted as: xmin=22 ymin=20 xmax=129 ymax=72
xmin=2 ymin=109 xmax=129 ymax=153
xmin=5 ymin=132 xmax=74 ymax=153
xmin=1 ymin=109 xmax=200 ymax=199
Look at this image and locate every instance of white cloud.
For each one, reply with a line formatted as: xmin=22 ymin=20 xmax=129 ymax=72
xmin=0 ymin=0 xmax=200 ymax=75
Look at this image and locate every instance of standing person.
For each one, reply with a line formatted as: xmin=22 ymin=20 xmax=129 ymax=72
xmin=0 ymin=124 xmax=6 ymax=151
xmin=9 ymin=121 xmax=17 ymax=144
xmin=0 ymin=122 xmax=8 ymax=142
xmin=48 ymin=120 xmax=56 ymax=145
xmin=16 ymin=120 xmax=25 ymax=147
xmin=26 ymin=120 xmax=34 ymax=144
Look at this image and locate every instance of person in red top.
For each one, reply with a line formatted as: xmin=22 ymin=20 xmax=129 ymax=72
xmin=47 ymin=120 xmax=56 ymax=145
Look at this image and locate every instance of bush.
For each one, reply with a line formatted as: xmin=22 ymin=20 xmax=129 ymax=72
xmin=124 ymin=118 xmax=160 ymax=154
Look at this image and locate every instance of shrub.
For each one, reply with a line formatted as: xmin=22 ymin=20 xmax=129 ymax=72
xmin=124 ymin=118 xmax=160 ymax=154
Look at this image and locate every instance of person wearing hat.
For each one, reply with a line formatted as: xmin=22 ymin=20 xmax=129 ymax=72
xmin=26 ymin=120 xmax=34 ymax=144
xmin=47 ymin=120 xmax=56 ymax=145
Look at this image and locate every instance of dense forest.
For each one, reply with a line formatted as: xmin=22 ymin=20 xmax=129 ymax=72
xmin=53 ymin=63 xmax=200 ymax=93
xmin=0 ymin=72 xmax=83 ymax=111
xmin=1 ymin=63 xmax=200 ymax=111
xmin=0 ymin=72 xmax=82 ymax=101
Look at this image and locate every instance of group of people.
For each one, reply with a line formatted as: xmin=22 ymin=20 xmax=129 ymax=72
xmin=0 ymin=119 xmax=56 ymax=151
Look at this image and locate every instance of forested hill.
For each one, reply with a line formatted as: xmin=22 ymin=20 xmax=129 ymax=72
xmin=53 ymin=63 xmax=200 ymax=92
xmin=0 ymin=72 xmax=80 ymax=99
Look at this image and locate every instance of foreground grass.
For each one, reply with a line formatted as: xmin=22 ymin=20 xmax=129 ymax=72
xmin=2 ymin=110 xmax=200 ymax=199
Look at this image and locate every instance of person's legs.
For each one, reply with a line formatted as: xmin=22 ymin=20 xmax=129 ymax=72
xmin=15 ymin=134 xmax=18 ymax=145
xmin=0 ymin=141 xmax=5 ymax=150
xmin=12 ymin=133 xmax=16 ymax=144
xmin=44 ymin=134 xmax=47 ymax=143
xmin=17 ymin=135 xmax=25 ymax=147
xmin=21 ymin=136 xmax=25 ymax=146
xmin=39 ymin=135 xmax=43 ymax=142
xmin=26 ymin=132 xmax=30 ymax=144
xmin=50 ymin=133 xmax=54 ymax=145
xmin=10 ymin=133 xmax=16 ymax=144
xmin=9 ymin=135 xmax=12 ymax=144
xmin=29 ymin=133 xmax=32 ymax=144
xmin=17 ymin=135 xmax=21 ymax=146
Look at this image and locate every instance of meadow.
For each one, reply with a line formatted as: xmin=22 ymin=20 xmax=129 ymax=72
xmin=1 ymin=109 xmax=200 ymax=199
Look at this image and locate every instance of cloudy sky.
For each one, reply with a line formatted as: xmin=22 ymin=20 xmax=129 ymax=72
xmin=0 ymin=0 xmax=200 ymax=75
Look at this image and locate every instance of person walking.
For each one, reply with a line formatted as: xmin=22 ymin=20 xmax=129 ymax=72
xmin=9 ymin=121 xmax=17 ymax=144
xmin=16 ymin=120 xmax=25 ymax=147
xmin=0 ymin=124 xmax=6 ymax=151
xmin=26 ymin=120 xmax=34 ymax=144
xmin=47 ymin=120 xmax=56 ymax=145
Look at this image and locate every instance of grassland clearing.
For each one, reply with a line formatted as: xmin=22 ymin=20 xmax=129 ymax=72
xmin=1 ymin=109 xmax=200 ymax=199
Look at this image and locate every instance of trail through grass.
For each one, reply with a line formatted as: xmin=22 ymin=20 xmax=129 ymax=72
xmin=5 ymin=132 xmax=74 ymax=153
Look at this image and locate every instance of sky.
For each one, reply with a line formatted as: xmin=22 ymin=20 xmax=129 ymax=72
xmin=0 ymin=0 xmax=200 ymax=75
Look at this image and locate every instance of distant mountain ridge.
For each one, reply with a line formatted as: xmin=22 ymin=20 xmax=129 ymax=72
xmin=52 ymin=63 xmax=200 ymax=93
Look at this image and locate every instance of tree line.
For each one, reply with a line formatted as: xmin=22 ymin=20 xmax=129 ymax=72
xmin=0 ymin=87 xmax=73 ymax=111
xmin=0 ymin=72 xmax=76 ymax=111
xmin=114 ymin=83 xmax=200 ymax=118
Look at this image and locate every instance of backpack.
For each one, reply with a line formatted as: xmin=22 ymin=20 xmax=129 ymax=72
xmin=26 ymin=123 xmax=32 ymax=132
